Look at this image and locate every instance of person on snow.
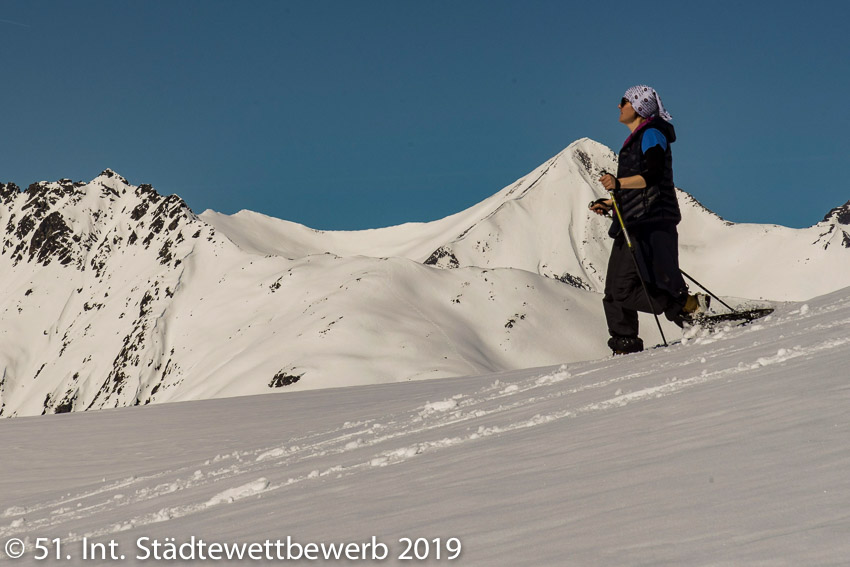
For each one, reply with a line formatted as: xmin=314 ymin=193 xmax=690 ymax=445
xmin=589 ymin=85 xmax=705 ymax=355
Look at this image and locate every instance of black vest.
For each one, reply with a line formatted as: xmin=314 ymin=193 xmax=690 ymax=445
xmin=610 ymin=119 xmax=681 ymax=237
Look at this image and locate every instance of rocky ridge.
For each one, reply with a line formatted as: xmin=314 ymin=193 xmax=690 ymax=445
xmin=0 ymin=170 xmax=212 ymax=416
xmin=817 ymin=200 xmax=850 ymax=249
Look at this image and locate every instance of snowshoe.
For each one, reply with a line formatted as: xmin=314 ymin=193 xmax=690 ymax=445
xmin=689 ymin=307 xmax=775 ymax=330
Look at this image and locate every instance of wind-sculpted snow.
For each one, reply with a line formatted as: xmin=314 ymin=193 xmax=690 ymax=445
xmin=2 ymin=289 xmax=850 ymax=564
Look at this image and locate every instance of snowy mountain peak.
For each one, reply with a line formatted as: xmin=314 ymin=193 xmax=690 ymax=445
xmin=421 ymin=137 xmax=619 ymax=291
xmin=0 ymin=172 xmax=215 ymax=417
xmin=1 ymin=171 xmax=200 ymax=270
xmin=823 ymin=200 xmax=850 ymax=225
xmin=813 ymin=200 xmax=850 ymax=249
xmin=96 ymin=168 xmax=129 ymax=184
xmin=2 ymin=145 xmax=850 ymax=418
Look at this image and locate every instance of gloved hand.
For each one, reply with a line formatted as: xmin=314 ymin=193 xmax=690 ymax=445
xmin=589 ymin=198 xmax=612 ymax=216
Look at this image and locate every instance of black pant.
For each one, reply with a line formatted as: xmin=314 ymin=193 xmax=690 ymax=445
xmin=603 ymin=224 xmax=687 ymax=338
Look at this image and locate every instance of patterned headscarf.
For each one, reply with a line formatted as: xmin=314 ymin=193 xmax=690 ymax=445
xmin=624 ymin=85 xmax=672 ymax=121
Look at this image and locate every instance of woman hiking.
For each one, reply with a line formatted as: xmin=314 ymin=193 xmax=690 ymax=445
xmin=589 ymin=85 xmax=704 ymax=355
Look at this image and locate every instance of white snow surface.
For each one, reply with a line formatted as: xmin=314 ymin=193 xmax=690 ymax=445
xmin=1 ymin=139 xmax=849 ymax=418
xmin=2 ymin=288 xmax=850 ymax=565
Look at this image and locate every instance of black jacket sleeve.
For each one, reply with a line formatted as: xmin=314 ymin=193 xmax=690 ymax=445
xmin=641 ymin=145 xmax=665 ymax=187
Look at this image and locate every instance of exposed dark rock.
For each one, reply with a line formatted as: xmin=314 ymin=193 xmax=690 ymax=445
xmin=100 ymin=169 xmax=129 ymax=184
xmin=54 ymin=386 xmax=78 ymax=414
xmin=23 ymin=182 xmax=52 ymax=211
xmin=269 ymin=371 xmax=303 ymax=388
xmin=0 ymin=182 xmax=20 ymax=204
xmin=505 ymin=313 xmax=526 ymax=329
xmin=158 ymin=240 xmax=173 ymax=265
xmin=131 ymin=201 xmax=149 ymax=221
xmin=28 ymin=211 xmax=74 ymax=266
xmin=150 ymin=215 xmax=165 ymax=234
xmin=555 ymin=272 xmax=592 ymax=291
xmin=139 ymin=290 xmax=154 ymax=318
xmin=574 ymin=149 xmax=593 ymax=174
xmin=135 ymin=183 xmax=158 ymax=200
xmin=823 ymin=201 xmax=850 ymax=225
xmin=14 ymin=214 xmax=36 ymax=241
xmin=424 ymin=246 xmax=460 ymax=269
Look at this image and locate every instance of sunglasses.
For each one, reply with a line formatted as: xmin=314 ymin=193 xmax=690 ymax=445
xmin=619 ymin=97 xmax=630 ymax=107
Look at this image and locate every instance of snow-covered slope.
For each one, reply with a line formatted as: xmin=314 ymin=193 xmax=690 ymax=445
xmin=0 ymin=171 xmax=209 ymax=417
xmin=2 ymin=139 xmax=849 ymax=418
xmin=203 ymin=139 xmax=850 ymax=299
xmin=0 ymin=166 xmax=617 ymax=418
xmin=677 ymin=192 xmax=850 ymax=300
xmin=200 ymin=139 xmax=619 ymax=290
xmin=2 ymin=288 xmax=849 ymax=565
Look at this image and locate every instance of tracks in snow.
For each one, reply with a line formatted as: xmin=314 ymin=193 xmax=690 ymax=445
xmin=2 ymin=299 xmax=848 ymax=551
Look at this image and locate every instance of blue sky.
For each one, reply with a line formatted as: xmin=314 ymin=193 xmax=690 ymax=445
xmin=1 ymin=1 xmax=847 ymax=230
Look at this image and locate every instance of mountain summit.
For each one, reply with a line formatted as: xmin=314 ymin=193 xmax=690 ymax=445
xmin=2 ymin=141 xmax=849 ymax=417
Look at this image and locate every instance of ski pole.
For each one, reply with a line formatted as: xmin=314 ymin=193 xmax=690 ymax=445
xmin=601 ymin=172 xmax=668 ymax=347
xmin=679 ymin=269 xmax=737 ymax=313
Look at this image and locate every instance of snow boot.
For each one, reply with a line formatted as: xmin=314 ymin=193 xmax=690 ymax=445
xmin=684 ymin=293 xmax=711 ymax=315
xmin=671 ymin=293 xmax=711 ymax=327
xmin=608 ymin=335 xmax=644 ymax=355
